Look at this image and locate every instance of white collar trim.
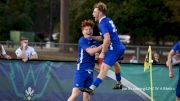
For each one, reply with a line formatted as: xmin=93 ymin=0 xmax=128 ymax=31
xmin=99 ymin=16 xmax=106 ymax=23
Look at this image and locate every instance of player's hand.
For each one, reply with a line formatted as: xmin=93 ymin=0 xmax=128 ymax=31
xmin=166 ymin=60 xmax=171 ymax=67
xmin=167 ymin=62 xmax=174 ymax=78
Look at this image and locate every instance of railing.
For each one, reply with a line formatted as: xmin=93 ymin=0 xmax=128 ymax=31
xmin=0 ymin=41 xmax=172 ymax=63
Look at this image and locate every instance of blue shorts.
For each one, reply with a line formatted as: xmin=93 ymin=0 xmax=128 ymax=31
xmin=177 ymin=66 xmax=180 ymax=97
xmin=73 ymin=70 xmax=93 ymax=88
xmin=104 ymin=48 xmax=125 ymax=67
xmin=176 ymin=80 xmax=180 ymax=97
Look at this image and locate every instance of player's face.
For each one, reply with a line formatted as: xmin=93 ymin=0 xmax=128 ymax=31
xmin=93 ymin=8 xmax=100 ymax=21
xmin=82 ymin=26 xmax=93 ymax=37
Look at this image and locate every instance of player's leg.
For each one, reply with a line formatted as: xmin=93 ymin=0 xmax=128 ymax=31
xmin=176 ymin=80 xmax=180 ymax=101
xmin=176 ymin=97 xmax=180 ymax=101
xmin=68 ymin=70 xmax=85 ymax=100
xmin=113 ymin=62 xmax=122 ymax=89
xmin=83 ymin=92 xmax=90 ymax=101
xmin=67 ymin=87 xmax=81 ymax=101
xmin=89 ymin=63 xmax=109 ymax=91
xmin=80 ymin=63 xmax=109 ymax=95
xmin=89 ymin=50 xmax=121 ymax=91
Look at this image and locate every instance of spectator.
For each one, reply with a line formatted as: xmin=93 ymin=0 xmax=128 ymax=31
xmin=129 ymin=55 xmax=138 ymax=63
xmin=172 ymin=51 xmax=180 ymax=66
xmin=153 ymin=52 xmax=160 ymax=64
xmin=15 ymin=37 xmax=38 ymax=62
xmin=0 ymin=44 xmax=11 ymax=59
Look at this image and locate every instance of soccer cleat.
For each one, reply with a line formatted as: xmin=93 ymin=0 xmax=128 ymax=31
xmin=113 ymin=83 xmax=123 ymax=89
xmin=79 ymin=88 xmax=94 ymax=95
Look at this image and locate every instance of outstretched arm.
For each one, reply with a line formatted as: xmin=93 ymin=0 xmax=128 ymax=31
xmin=86 ymin=45 xmax=102 ymax=56
xmin=166 ymin=50 xmax=175 ymax=67
xmin=166 ymin=50 xmax=175 ymax=78
xmin=91 ymin=36 xmax=103 ymax=41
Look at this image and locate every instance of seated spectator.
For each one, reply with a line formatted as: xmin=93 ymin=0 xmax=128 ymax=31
xmin=15 ymin=37 xmax=38 ymax=62
xmin=153 ymin=52 xmax=160 ymax=64
xmin=129 ymin=55 xmax=138 ymax=63
xmin=0 ymin=44 xmax=11 ymax=59
xmin=172 ymin=52 xmax=180 ymax=66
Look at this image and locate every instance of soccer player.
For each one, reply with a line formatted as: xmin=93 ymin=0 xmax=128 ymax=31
xmin=67 ymin=20 xmax=102 ymax=101
xmin=80 ymin=2 xmax=125 ymax=94
xmin=166 ymin=41 xmax=180 ymax=101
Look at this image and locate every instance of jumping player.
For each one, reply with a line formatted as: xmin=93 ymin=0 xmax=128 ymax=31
xmin=80 ymin=2 xmax=125 ymax=95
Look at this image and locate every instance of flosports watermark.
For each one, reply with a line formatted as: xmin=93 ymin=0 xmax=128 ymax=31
xmin=122 ymin=86 xmax=175 ymax=91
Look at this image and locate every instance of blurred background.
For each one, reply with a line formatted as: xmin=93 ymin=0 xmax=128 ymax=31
xmin=0 ymin=0 xmax=180 ymax=63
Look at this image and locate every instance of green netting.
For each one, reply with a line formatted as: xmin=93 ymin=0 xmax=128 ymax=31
xmin=119 ymin=64 xmax=178 ymax=101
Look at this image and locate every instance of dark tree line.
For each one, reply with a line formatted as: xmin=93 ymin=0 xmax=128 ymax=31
xmin=0 ymin=0 xmax=180 ymax=45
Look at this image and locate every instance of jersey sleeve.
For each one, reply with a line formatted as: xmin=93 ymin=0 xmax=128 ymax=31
xmin=99 ymin=22 xmax=109 ymax=36
xmin=78 ymin=38 xmax=90 ymax=50
xmin=172 ymin=41 xmax=180 ymax=52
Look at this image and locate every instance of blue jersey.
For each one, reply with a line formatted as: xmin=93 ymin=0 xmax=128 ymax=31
xmin=172 ymin=41 xmax=180 ymax=53
xmin=77 ymin=37 xmax=99 ymax=71
xmin=172 ymin=41 xmax=180 ymax=97
xmin=98 ymin=16 xmax=124 ymax=51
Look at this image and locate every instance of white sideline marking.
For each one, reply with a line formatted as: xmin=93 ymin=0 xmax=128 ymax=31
xmin=95 ymin=69 xmax=151 ymax=101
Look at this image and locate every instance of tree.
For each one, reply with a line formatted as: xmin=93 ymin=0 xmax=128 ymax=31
xmin=59 ymin=0 xmax=69 ymax=44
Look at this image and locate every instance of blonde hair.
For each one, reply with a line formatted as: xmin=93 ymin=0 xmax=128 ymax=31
xmin=94 ymin=2 xmax=107 ymax=14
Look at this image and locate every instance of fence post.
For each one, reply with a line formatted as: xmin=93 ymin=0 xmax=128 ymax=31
xmin=136 ymin=46 xmax=140 ymax=62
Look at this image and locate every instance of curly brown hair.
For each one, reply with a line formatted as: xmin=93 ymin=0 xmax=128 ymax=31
xmin=81 ymin=20 xmax=94 ymax=30
xmin=94 ymin=2 xmax=107 ymax=14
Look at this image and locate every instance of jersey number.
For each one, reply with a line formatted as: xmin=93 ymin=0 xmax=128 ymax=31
xmin=109 ymin=21 xmax=117 ymax=32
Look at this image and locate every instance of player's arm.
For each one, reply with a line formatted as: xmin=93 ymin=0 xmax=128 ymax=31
xmin=166 ymin=49 xmax=175 ymax=78
xmin=99 ymin=33 xmax=111 ymax=59
xmin=166 ymin=50 xmax=175 ymax=67
xmin=86 ymin=45 xmax=102 ymax=56
xmin=91 ymin=36 xmax=103 ymax=41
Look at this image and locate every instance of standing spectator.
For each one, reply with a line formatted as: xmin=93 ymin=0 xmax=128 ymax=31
xmin=129 ymin=55 xmax=138 ymax=63
xmin=153 ymin=52 xmax=160 ymax=64
xmin=166 ymin=41 xmax=180 ymax=101
xmin=0 ymin=44 xmax=11 ymax=59
xmin=15 ymin=37 xmax=38 ymax=62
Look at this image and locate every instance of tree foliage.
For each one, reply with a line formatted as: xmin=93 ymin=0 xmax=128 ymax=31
xmin=69 ymin=0 xmax=180 ymax=44
xmin=0 ymin=0 xmax=179 ymax=44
